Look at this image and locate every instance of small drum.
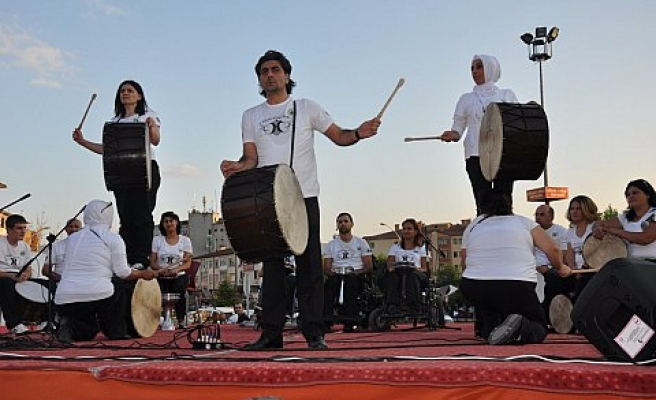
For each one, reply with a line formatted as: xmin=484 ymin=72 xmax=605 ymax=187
xmin=582 ymin=234 xmax=628 ymax=271
xmin=16 ymin=279 xmax=50 ymax=322
xmin=549 ymin=294 xmax=574 ymax=334
xmin=103 ymin=122 xmax=151 ymax=191
xmin=221 ymin=164 xmax=308 ymax=263
xmin=130 ymin=279 xmax=161 ymax=338
xmin=479 ymin=102 xmax=549 ymax=182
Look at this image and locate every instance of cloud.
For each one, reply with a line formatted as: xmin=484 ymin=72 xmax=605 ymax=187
xmin=84 ymin=0 xmax=126 ymax=17
xmin=0 ymin=23 xmax=74 ymax=88
xmin=163 ymin=164 xmax=203 ymax=179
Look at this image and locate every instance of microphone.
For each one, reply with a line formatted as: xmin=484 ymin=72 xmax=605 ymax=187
xmin=18 ymin=193 xmax=31 ymax=201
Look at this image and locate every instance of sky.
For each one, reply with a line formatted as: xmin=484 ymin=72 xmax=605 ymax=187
xmin=1 ymin=1 xmax=655 ymax=246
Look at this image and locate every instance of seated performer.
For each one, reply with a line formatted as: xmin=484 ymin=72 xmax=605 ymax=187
xmin=150 ymin=211 xmax=193 ymax=329
xmin=227 ymin=303 xmax=251 ymax=324
xmin=460 ymin=191 xmax=572 ymax=345
xmin=533 ymin=205 xmax=568 ymax=318
xmin=323 ymin=212 xmax=373 ymax=332
xmin=0 ymin=214 xmax=38 ymax=334
xmin=594 ymin=179 xmax=656 ymax=260
xmin=54 ymin=200 xmax=157 ymax=343
xmin=385 ymin=218 xmax=427 ymax=311
xmin=42 ymin=218 xmax=83 ymax=282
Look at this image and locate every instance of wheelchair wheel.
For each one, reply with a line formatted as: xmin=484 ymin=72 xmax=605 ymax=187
xmin=368 ymin=307 xmax=391 ymax=332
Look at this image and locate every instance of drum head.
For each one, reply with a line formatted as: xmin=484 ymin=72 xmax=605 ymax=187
xmin=549 ymin=294 xmax=574 ymax=334
xmin=15 ymin=280 xmax=49 ymax=304
xmin=131 ymin=279 xmax=161 ymax=338
xmin=273 ymin=164 xmax=309 ymax=255
xmin=583 ymin=235 xmax=628 ymax=270
xmin=479 ymin=103 xmax=504 ymax=182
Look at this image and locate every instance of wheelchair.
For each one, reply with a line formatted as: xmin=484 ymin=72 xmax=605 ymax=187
xmin=368 ymin=266 xmax=447 ymax=332
xmin=324 ymin=268 xmax=384 ymax=331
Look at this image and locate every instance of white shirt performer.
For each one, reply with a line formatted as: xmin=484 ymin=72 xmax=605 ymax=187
xmin=54 ymin=200 xmax=157 ymax=343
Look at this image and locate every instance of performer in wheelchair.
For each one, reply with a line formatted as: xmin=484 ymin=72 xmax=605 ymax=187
xmin=385 ymin=218 xmax=428 ymax=312
xmin=323 ymin=212 xmax=373 ymax=333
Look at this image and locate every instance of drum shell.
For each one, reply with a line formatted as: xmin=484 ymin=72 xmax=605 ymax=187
xmin=102 ymin=122 xmax=152 ymax=191
xmin=479 ymin=102 xmax=549 ymax=182
xmin=221 ymin=164 xmax=308 ymax=263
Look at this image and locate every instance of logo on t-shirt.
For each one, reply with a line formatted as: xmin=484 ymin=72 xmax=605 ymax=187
xmin=260 ymin=115 xmax=292 ymax=136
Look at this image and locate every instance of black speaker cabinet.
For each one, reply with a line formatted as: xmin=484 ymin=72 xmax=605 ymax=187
xmin=572 ymin=258 xmax=656 ymax=362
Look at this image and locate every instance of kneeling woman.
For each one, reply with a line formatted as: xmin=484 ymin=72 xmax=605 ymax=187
xmin=461 ymin=192 xmax=571 ymax=345
xmin=150 ymin=211 xmax=193 ymax=329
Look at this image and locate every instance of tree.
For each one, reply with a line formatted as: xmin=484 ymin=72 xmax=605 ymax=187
xmin=602 ymin=204 xmax=619 ymax=220
xmin=212 ymin=279 xmax=239 ymax=307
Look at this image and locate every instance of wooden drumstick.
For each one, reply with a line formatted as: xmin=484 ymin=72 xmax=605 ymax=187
xmin=77 ymin=93 xmax=97 ymax=131
xmin=377 ymin=78 xmax=405 ymax=119
xmin=404 ymin=135 xmax=445 ymax=142
xmin=570 ymin=269 xmax=597 ymax=275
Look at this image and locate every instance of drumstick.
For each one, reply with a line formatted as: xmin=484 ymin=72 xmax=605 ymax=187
xmin=404 ymin=135 xmax=445 ymax=142
xmin=77 ymin=93 xmax=97 ymax=131
xmin=570 ymin=269 xmax=597 ymax=275
xmin=377 ymin=78 xmax=405 ymax=119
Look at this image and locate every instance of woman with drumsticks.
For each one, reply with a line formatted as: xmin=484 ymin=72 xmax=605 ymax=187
xmin=594 ymin=179 xmax=656 ymax=260
xmin=150 ymin=211 xmax=193 ymax=329
xmin=72 ymin=80 xmax=161 ymax=270
xmin=440 ymin=55 xmax=518 ymax=215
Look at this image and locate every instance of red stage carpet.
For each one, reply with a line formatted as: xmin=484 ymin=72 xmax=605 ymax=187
xmin=1 ymin=323 xmax=654 ymax=400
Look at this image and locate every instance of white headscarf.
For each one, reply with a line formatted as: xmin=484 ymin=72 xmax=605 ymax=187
xmin=472 ymin=54 xmax=501 ymax=98
xmin=83 ymin=199 xmax=114 ymax=229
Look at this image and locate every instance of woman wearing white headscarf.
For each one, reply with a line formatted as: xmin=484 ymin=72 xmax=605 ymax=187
xmin=441 ymin=55 xmax=518 ymax=215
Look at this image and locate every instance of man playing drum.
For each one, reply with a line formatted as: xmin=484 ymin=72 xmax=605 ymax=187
xmin=221 ymin=50 xmax=381 ymax=350
xmin=0 ymin=214 xmax=39 ymax=334
xmin=323 ymin=212 xmax=373 ymax=333
xmin=54 ymin=200 xmax=157 ymax=343
xmin=533 ymin=205 xmax=568 ymax=319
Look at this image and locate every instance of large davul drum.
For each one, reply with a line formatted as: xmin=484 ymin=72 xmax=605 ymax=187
xmin=221 ymin=164 xmax=308 ymax=263
xmin=479 ymin=102 xmax=549 ymax=182
xmin=102 ymin=122 xmax=152 ymax=191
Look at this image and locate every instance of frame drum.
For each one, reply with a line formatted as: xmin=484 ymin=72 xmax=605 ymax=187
xmin=479 ymin=102 xmax=549 ymax=182
xmin=549 ymin=294 xmax=574 ymax=334
xmin=131 ymin=278 xmax=161 ymax=338
xmin=221 ymin=164 xmax=308 ymax=263
xmin=102 ymin=122 xmax=152 ymax=191
xmin=15 ymin=279 xmax=50 ymax=304
xmin=582 ymin=234 xmax=628 ymax=271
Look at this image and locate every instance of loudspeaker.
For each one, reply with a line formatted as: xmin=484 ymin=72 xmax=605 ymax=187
xmin=572 ymin=258 xmax=656 ymax=362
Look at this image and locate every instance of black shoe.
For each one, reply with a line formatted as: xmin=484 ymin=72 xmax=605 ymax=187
xmin=244 ymin=334 xmax=283 ymax=350
xmin=488 ymin=314 xmax=523 ymax=345
xmin=307 ymin=335 xmax=328 ymax=350
xmin=343 ymin=325 xmax=354 ymax=333
xmin=57 ymin=318 xmax=73 ymax=344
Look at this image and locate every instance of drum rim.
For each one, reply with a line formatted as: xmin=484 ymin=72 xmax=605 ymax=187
xmin=582 ymin=234 xmax=628 ymax=271
xmin=479 ymin=103 xmax=504 ymax=182
xmin=273 ymin=164 xmax=309 ymax=255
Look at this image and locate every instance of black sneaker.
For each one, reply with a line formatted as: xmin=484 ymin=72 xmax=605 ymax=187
xmin=307 ymin=335 xmax=328 ymax=350
xmin=488 ymin=314 xmax=523 ymax=345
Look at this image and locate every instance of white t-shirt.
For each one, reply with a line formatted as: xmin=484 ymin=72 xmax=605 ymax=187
xmin=55 ymin=226 xmax=133 ymax=304
xmin=242 ymin=97 xmax=334 ymax=198
xmin=324 ymin=236 xmax=372 ymax=272
xmin=565 ymin=224 xmax=594 ymax=269
xmin=0 ymin=236 xmax=32 ymax=273
xmin=151 ymin=235 xmax=193 ymax=274
xmin=450 ymin=89 xmax=517 ymax=159
xmin=387 ymin=244 xmax=427 ymax=269
xmin=619 ymin=207 xmax=656 ymax=259
xmin=534 ymin=223 xmax=568 ymax=267
xmin=44 ymin=238 xmax=69 ymax=274
xmin=462 ymin=214 xmax=538 ymax=282
xmin=109 ymin=109 xmax=160 ymax=160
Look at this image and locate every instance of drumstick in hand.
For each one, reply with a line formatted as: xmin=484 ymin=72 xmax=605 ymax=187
xmin=404 ymin=135 xmax=445 ymax=142
xmin=377 ymin=78 xmax=405 ymax=119
xmin=77 ymin=93 xmax=97 ymax=130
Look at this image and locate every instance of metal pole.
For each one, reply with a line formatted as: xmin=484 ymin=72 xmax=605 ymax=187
xmin=539 ymin=59 xmax=550 ymax=202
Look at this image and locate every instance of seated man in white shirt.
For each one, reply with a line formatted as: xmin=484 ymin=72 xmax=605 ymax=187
xmin=54 ymin=200 xmax=157 ymax=343
xmin=227 ymin=303 xmax=250 ymax=324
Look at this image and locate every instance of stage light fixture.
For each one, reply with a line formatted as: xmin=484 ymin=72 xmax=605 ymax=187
xmin=547 ymin=27 xmax=560 ymax=42
xmin=520 ymin=33 xmax=533 ymax=45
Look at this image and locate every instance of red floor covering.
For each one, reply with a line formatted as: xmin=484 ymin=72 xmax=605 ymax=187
xmin=1 ymin=323 xmax=655 ymax=400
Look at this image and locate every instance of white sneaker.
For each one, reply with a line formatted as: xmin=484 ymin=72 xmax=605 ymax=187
xmin=35 ymin=321 xmax=49 ymax=332
xmin=12 ymin=323 xmax=29 ymax=334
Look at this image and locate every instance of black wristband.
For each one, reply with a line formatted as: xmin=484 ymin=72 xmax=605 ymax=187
xmin=354 ymin=129 xmax=362 ymax=142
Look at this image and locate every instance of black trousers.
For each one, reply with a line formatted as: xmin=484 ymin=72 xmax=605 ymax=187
xmin=542 ymin=269 xmax=593 ymax=321
xmin=461 ymin=277 xmax=547 ymax=344
xmin=158 ymin=274 xmax=189 ymax=325
xmin=260 ymin=197 xmax=324 ymax=341
xmin=323 ymin=273 xmax=364 ymax=324
xmin=466 ymin=157 xmax=513 ymax=215
xmin=56 ymin=290 xmax=127 ymax=341
xmin=0 ymin=278 xmax=27 ymax=329
xmin=385 ymin=268 xmax=425 ymax=308
xmin=114 ymin=160 xmax=160 ymax=266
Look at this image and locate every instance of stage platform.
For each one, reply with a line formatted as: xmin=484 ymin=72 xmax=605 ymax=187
xmin=1 ymin=322 xmax=655 ymax=400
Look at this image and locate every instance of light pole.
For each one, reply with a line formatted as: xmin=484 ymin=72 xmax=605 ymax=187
xmin=520 ymin=26 xmax=568 ymax=205
xmin=380 ymin=222 xmax=400 ymax=240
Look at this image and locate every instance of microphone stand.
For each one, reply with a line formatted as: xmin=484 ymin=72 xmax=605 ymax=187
xmin=0 ymin=193 xmax=31 ymax=212
xmin=15 ymin=205 xmax=86 ymax=338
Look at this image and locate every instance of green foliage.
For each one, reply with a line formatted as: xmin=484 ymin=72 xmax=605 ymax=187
xmin=212 ymin=279 xmax=239 ymax=307
xmin=602 ymin=204 xmax=619 ymax=220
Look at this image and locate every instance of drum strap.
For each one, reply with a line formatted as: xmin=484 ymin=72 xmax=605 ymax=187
xmin=289 ymin=101 xmax=297 ymax=170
